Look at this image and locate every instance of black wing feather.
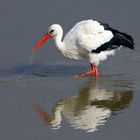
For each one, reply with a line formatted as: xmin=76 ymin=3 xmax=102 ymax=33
xmin=92 ymin=22 xmax=134 ymax=53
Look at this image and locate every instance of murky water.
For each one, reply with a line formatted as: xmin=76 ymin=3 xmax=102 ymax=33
xmin=0 ymin=0 xmax=140 ymax=140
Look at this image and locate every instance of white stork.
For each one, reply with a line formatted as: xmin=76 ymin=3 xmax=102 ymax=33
xmin=32 ymin=19 xmax=134 ymax=77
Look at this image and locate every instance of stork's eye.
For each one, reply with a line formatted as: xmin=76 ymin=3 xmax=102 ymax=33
xmin=50 ymin=30 xmax=54 ymax=33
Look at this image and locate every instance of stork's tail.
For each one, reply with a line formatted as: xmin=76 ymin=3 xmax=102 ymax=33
xmin=113 ymin=30 xmax=135 ymax=49
xmin=100 ymin=22 xmax=135 ymax=49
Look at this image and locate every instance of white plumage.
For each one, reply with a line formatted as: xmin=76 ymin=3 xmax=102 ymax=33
xmin=33 ymin=19 xmax=134 ymax=77
xmin=63 ymin=20 xmax=114 ymax=63
xmin=51 ymin=20 xmax=115 ymax=68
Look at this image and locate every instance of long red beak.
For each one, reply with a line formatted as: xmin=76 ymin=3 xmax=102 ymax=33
xmin=32 ymin=33 xmax=52 ymax=53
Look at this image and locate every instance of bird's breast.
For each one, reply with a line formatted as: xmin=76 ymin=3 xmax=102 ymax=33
xmin=57 ymin=44 xmax=89 ymax=60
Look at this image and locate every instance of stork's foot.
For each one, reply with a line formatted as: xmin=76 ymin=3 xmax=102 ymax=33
xmin=79 ymin=70 xmax=95 ymax=77
xmin=78 ymin=64 xmax=99 ymax=78
xmin=79 ymin=70 xmax=99 ymax=77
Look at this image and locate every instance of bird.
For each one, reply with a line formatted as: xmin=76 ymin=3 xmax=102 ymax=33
xmin=32 ymin=19 xmax=134 ymax=77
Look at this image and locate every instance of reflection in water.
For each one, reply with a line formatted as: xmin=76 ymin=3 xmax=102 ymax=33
xmin=33 ymin=78 xmax=133 ymax=132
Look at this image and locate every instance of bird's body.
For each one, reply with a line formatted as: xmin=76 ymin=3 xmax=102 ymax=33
xmin=32 ymin=19 xmax=134 ymax=77
xmin=63 ymin=20 xmax=114 ymax=62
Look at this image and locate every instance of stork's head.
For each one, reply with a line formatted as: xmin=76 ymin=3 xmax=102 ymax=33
xmin=32 ymin=24 xmax=62 ymax=53
xmin=48 ymin=24 xmax=63 ymax=37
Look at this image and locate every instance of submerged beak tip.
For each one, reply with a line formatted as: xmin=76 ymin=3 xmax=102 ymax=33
xmin=32 ymin=49 xmax=36 ymax=53
xmin=32 ymin=47 xmax=38 ymax=53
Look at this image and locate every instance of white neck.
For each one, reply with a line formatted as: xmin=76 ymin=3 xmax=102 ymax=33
xmin=54 ymin=30 xmax=65 ymax=50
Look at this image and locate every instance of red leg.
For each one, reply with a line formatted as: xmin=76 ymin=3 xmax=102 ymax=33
xmin=79 ymin=64 xmax=99 ymax=77
xmin=94 ymin=66 xmax=99 ymax=77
